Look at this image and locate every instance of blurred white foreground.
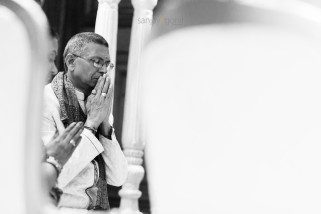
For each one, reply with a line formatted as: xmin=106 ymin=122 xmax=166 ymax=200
xmin=142 ymin=1 xmax=321 ymax=213
xmin=2 ymin=0 xmax=321 ymax=213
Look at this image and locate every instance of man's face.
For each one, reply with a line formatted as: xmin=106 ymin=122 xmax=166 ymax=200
xmin=71 ymin=43 xmax=110 ymax=90
xmin=46 ymin=37 xmax=58 ymax=83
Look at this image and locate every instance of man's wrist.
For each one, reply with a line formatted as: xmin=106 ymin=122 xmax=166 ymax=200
xmin=99 ymin=126 xmax=113 ymax=140
xmin=84 ymin=125 xmax=97 ymax=135
xmin=45 ymin=156 xmax=62 ymax=175
xmin=84 ymin=120 xmax=98 ymax=130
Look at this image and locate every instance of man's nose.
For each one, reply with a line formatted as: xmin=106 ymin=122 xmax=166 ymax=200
xmin=98 ymin=66 xmax=107 ymax=74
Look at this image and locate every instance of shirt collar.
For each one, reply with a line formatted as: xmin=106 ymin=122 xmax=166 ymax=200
xmin=75 ymin=89 xmax=85 ymax=101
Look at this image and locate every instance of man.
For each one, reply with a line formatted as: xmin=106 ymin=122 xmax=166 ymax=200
xmin=34 ymin=0 xmax=58 ymax=83
xmin=47 ymin=27 xmax=58 ymax=83
xmin=42 ymin=32 xmax=128 ymax=210
xmin=43 ymin=122 xmax=83 ymax=205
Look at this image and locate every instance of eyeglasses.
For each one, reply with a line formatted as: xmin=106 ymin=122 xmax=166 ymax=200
xmin=72 ymin=54 xmax=114 ymax=71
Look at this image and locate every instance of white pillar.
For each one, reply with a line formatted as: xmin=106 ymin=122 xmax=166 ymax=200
xmin=119 ymin=0 xmax=157 ymax=213
xmin=95 ymin=0 xmax=121 ymax=82
xmin=0 ymin=1 xmax=49 ymax=214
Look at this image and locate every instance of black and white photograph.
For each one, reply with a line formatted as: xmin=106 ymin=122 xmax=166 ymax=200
xmin=1 ymin=0 xmax=321 ymax=214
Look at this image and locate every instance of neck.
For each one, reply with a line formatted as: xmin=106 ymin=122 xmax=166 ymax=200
xmin=66 ymin=72 xmax=91 ymax=97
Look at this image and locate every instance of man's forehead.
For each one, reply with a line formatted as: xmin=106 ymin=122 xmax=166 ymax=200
xmin=82 ymin=43 xmax=109 ymax=58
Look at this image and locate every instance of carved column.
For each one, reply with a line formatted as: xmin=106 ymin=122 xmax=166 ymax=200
xmin=119 ymin=0 xmax=157 ymax=213
xmin=95 ymin=0 xmax=121 ymax=82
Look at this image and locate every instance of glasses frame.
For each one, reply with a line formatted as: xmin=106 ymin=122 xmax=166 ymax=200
xmin=72 ymin=53 xmax=114 ymax=71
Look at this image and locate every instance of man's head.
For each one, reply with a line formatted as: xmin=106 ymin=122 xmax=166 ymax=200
xmin=47 ymin=27 xmax=58 ymax=84
xmin=63 ymin=32 xmax=110 ymax=94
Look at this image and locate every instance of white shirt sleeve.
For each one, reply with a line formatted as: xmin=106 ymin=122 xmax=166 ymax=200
xmin=42 ymin=85 xmax=103 ymax=188
xmin=57 ymin=129 xmax=104 ymax=188
xmin=42 ymin=84 xmax=127 ymax=188
xmin=42 ymin=107 xmax=127 ymax=188
xmin=42 ymin=110 xmax=57 ymax=146
xmin=99 ymin=130 xmax=128 ymax=186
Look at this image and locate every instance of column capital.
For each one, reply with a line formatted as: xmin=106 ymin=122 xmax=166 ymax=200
xmin=97 ymin=0 xmax=121 ymax=5
xmin=131 ymin=0 xmax=157 ymax=10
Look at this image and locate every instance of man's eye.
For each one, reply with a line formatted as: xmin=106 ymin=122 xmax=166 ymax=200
xmin=93 ymin=58 xmax=104 ymax=66
xmin=93 ymin=61 xmax=101 ymax=67
xmin=93 ymin=58 xmax=102 ymax=63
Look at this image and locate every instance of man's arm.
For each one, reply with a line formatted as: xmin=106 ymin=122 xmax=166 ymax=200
xmin=84 ymin=75 xmax=128 ymax=186
xmin=99 ymin=131 xmax=128 ymax=186
xmin=42 ymin=85 xmax=104 ymax=188
xmin=42 ymin=122 xmax=83 ymax=192
xmin=57 ymin=128 xmax=105 ymax=188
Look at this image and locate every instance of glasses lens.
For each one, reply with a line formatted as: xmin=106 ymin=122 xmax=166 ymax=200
xmin=93 ymin=61 xmax=102 ymax=68
xmin=107 ymin=63 xmax=114 ymax=72
xmin=108 ymin=63 xmax=114 ymax=69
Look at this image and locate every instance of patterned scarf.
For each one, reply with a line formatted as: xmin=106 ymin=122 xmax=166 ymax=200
xmin=51 ymin=72 xmax=110 ymax=210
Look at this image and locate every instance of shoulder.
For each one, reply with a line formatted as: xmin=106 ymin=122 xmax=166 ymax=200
xmin=42 ymin=84 xmax=65 ymax=134
xmin=43 ymin=83 xmax=59 ymax=106
xmin=43 ymin=83 xmax=60 ymax=114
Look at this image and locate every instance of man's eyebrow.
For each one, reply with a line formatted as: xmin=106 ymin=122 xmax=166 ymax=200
xmin=91 ymin=56 xmax=110 ymax=61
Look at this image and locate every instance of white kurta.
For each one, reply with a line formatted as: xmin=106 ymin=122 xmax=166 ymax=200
xmin=41 ymin=83 xmax=128 ymax=209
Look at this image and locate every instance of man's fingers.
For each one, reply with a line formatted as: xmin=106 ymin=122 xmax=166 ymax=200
xmin=96 ymin=74 xmax=106 ymax=95
xmin=101 ymin=76 xmax=111 ymax=95
xmin=50 ymin=130 xmax=59 ymax=142
xmin=60 ymin=122 xmax=76 ymax=139
xmin=94 ymin=76 xmax=103 ymax=90
xmin=69 ymin=136 xmax=82 ymax=154
xmin=91 ymin=76 xmax=103 ymax=95
xmin=107 ymin=84 xmax=114 ymax=99
xmin=73 ymin=134 xmax=83 ymax=147
xmin=69 ymin=127 xmax=83 ymax=149
xmin=104 ymin=85 xmax=114 ymax=111
xmin=72 ymin=126 xmax=84 ymax=145
xmin=63 ymin=122 xmax=84 ymax=144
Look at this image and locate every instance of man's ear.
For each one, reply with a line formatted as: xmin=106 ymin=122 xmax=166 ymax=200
xmin=65 ymin=54 xmax=76 ymax=71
